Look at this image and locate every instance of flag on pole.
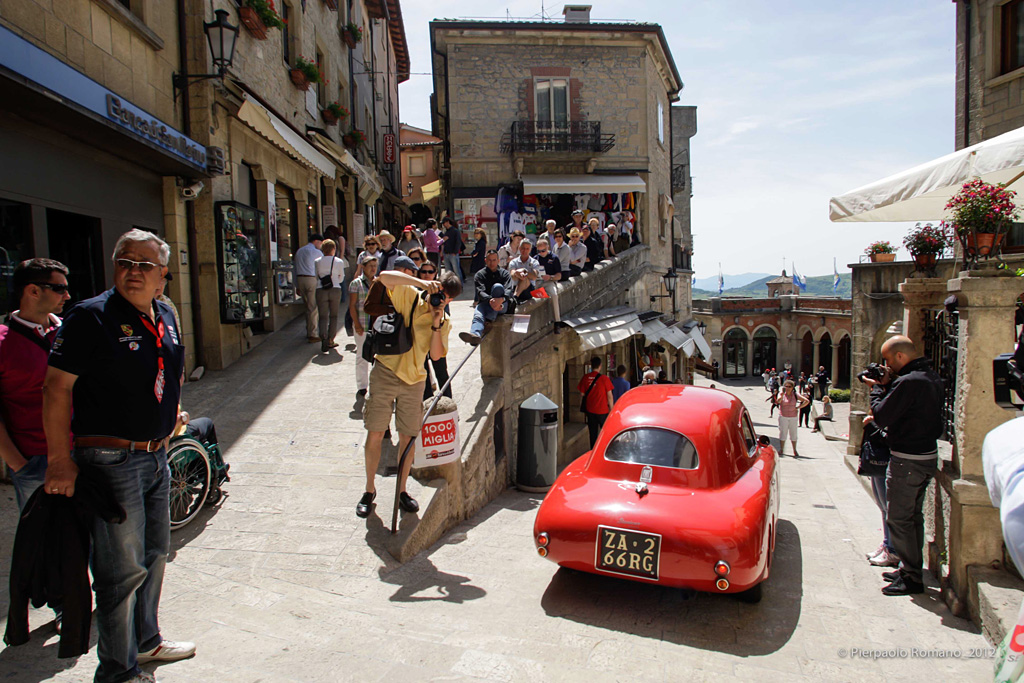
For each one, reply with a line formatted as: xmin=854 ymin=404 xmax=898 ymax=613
xmin=792 ymin=265 xmax=807 ymax=292
xmin=833 ymin=258 xmax=840 ymax=293
xmin=717 ymin=264 xmax=724 ymax=294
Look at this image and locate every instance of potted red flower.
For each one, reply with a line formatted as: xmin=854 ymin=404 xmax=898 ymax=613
xmin=322 ymin=102 xmax=349 ymax=126
xmin=865 ymin=240 xmax=896 ymax=263
xmin=290 ymin=56 xmax=323 ymax=91
xmin=238 ymin=0 xmax=284 ymax=40
xmin=945 ymin=178 xmax=1018 ymax=259
xmin=342 ymin=22 xmax=363 ymax=49
xmin=903 ymin=222 xmax=950 ymax=271
xmin=342 ymin=128 xmax=367 ymax=149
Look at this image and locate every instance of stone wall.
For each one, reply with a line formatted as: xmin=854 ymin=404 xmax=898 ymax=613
xmin=956 ymin=0 xmax=1024 ymax=148
xmin=0 ymin=0 xmax=182 ymax=124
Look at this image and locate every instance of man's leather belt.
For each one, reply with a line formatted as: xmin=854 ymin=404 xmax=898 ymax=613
xmin=74 ymin=436 xmax=167 ymax=452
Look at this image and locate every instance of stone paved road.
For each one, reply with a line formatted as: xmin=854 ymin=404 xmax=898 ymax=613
xmin=0 ymin=302 xmax=995 ymax=682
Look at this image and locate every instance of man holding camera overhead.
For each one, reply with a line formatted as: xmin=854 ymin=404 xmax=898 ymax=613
xmin=862 ymin=335 xmax=944 ymax=596
xmin=356 ymin=268 xmax=462 ymax=519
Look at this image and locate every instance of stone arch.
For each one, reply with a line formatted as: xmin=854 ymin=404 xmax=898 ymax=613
xmin=800 ymin=330 xmax=814 ymax=376
xmin=723 ymin=327 xmax=748 ymax=377
xmin=818 ymin=331 xmax=833 ymax=378
xmin=751 ymin=325 xmax=778 ymax=376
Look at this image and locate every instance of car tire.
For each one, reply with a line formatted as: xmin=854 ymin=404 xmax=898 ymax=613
xmin=738 ymin=582 xmax=763 ymax=604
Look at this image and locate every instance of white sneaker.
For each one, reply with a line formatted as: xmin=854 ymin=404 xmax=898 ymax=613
xmin=869 ymin=549 xmax=900 ymax=567
xmin=127 ymin=672 xmax=157 ymax=683
xmin=866 ymin=542 xmax=885 ymax=560
xmin=137 ymin=640 xmax=196 ymax=663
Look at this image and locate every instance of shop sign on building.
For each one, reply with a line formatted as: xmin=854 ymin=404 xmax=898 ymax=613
xmin=383 ymin=133 xmax=396 ymax=164
xmin=105 ymin=95 xmax=207 ymax=170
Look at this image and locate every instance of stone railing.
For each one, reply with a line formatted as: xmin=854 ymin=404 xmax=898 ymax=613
xmin=507 ymin=244 xmax=652 ymax=355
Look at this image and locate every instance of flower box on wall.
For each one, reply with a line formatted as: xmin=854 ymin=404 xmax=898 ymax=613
xmin=238 ymin=7 xmax=269 ymax=40
xmin=290 ymin=68 xmax=310 ymax=91
xmin=868 ymin=253 xmax=896 ymax=263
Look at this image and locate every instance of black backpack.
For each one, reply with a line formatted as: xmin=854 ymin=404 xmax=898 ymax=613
xmin=361 ymin=291 xmax=418 ymax=363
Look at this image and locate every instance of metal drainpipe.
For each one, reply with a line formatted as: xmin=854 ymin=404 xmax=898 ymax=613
xmin=668 ymin=99 xmax=676 ymax=317
xmin=177 ymin=0 xmax=206 ymax=369
xmin=963 ymin=0 xmax=972 ymax=148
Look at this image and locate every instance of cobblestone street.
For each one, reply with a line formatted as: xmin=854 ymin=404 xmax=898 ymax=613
xmin=0 ymin=299 xmax=995 ymax=681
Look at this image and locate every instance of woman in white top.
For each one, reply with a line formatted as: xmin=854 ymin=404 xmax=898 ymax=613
xmin=314 ymin=239 xmax=347 ymax=352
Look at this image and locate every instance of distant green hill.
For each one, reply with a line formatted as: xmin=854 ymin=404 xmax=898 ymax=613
xmin=693 ymin=274 xmax=851 ymax=299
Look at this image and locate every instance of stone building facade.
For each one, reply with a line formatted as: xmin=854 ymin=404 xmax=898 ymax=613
xmin=399 ymin=123 xmax=443 ymax=224
xmin=693 ymin=277 xmax=853 ymax=384
xmin=0 ymin=0 xmax=409 ymax=372
xmin=429 ymin=14 xmax=691 ymax=322
xmin=0 ymin=0 xmax=203 ymax=367
xmin=180 ymin=0 xmax=407 ymax=370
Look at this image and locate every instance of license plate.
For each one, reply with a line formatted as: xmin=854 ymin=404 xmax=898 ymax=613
xmin=595 ymin=525 xmax=661 ymax=580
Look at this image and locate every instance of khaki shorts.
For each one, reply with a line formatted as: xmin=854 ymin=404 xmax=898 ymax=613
xmin=363 ymin=362 xmax=424 ymax=436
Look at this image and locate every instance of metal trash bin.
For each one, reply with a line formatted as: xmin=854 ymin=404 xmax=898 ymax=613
xmin=516 ymin=393 xmax=559 ymax=492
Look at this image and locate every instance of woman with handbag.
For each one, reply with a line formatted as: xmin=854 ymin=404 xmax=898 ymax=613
xmin=314 ymin=239 xmax=346 ymax=353
xmin=860 ymin=418 xmax=899 ymax=567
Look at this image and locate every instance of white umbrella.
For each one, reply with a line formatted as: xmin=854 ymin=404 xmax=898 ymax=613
xmin=829 ymin=125 xmax=1024 ymax=222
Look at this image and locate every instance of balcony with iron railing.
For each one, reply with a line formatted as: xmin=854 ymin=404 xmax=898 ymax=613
xmin=499 ymin=120 xmax=615 ymax=154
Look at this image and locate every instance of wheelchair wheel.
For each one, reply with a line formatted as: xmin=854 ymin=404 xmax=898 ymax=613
xmin=168 ymin=437 xmax=211 ymax=531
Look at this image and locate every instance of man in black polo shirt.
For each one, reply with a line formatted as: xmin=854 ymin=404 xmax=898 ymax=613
xmin=44 ymin=229 xmax=194 ymax=683
xmin=459 ymin=250 xmax=513 ymax=345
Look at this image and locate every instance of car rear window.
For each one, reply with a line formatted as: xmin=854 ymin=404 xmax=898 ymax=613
xmin=603 ymin=427 xmax=699 ymax=470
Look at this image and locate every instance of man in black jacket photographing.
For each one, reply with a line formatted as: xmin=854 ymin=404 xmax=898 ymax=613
xmin=863 ymin=335 xmax=944 ymax=596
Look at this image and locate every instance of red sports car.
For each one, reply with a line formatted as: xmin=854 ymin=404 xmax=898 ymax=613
xmin=533 ymin=385 xmax=779 ymax=602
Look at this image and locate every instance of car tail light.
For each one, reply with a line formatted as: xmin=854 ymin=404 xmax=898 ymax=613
xmin=716 ymin=578 xmax=729 ymax=591
xmin=537 ymin=532 xmax=549 ymax=547
xmin=537 ymin=547 xmax=548 ymax=557
xmin=714 ymin=561 xmax=730 ymax=576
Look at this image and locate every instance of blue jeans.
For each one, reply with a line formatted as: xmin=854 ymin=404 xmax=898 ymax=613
xmin=443 ymin=253 xmax=462 ymax=282
xmin=471 ymin=284 xmax=508 ymax=337
xmin=76 ymin=446 xmax=171 ymax=683
xmin=11 ymin=454 xmax=47 ymax=511
xmin=870 ymin=474 xmax=894 ymax=552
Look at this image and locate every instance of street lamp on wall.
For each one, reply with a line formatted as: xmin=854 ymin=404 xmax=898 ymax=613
xmin=697 ymin=320 xmax=707 ymax=337
xmin=173 ymin=10 xmax=239 ymax=95
xmin=650 ymin=268 xmax=679 ymax=315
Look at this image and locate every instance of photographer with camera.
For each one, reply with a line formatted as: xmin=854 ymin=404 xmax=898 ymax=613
xmin=356 ymin=269 xmax=462 ymax=519
xmin=861 ymin=335 xmax=944 ymax=596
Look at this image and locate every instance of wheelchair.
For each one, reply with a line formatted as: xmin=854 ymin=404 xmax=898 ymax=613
xmin=166 ymin=433 xmax=230 ymax=531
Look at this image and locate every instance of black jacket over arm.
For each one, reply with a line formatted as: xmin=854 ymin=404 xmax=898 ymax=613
xmin=5 ymin=465 xmax=125 ymax=657
xmin=474 ymin=267 xmax=513 ymax=305
xmin=869 ymin=356 xmax=945 ymax=456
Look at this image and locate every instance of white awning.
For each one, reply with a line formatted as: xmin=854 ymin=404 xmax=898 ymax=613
xmin=521 ymin=174 xmax=646 ymax=195
xmin=562 ymin=306 xmax=642 ymax=351
xmin=641 ymin=318 xmax=689 ymax=351
xmin=236 ymin=94 xmax=335 ymax=177
xmin=685 ymin=326 xmax=713 ymax=360
xmin=308 ymin=132 xmax=384 ymax=204
xmin=829 ymin=125 xmax=1024 ymax=222
xmin=420 ymin=179 xmax=442 ymax=202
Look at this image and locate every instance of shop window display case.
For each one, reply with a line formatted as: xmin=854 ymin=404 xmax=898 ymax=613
xmin=215 ymin=202 xmax=268 ymax=324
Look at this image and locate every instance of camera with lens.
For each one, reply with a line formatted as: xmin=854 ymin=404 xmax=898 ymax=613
xmin=429 ymin=291 xmax=444 ymax=308
xmin=857 ymin=362 xmax=886 ymax=384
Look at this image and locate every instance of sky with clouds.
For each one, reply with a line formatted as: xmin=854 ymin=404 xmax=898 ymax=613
xmin=397 ymin=0 xmax=956 ymax=278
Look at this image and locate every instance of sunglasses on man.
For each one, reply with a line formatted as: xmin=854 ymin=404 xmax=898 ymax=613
xmin=115 ymin=258 xmax=162 ymax=273
xmin=32 ymin=282 xmax=70 ymax=294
